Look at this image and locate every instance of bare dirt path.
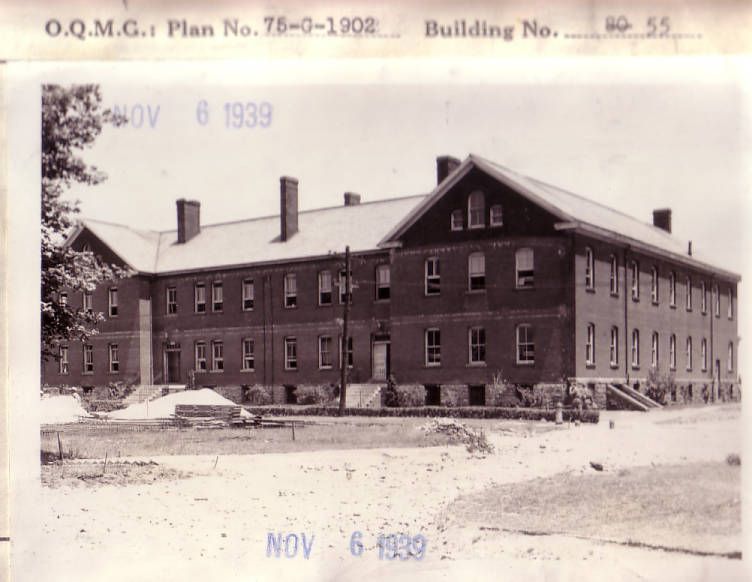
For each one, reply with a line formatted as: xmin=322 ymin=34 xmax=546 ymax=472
xmin=23 ymin=405 xmax=746 ymax=582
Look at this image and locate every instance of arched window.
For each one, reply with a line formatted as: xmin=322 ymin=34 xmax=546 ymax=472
xmin=728 ymin=342 xmax=734 ymax=372
xmin=585 ymin=323 xmax=595 ymax=365
xmin=468 ymin=191 xmax=485 ymax=228
xmin=728 ymin=288 xmax=734 ymax=319
xmin=701 ymin=338 xmax=708 ymax=371
xmin=651 ymin=266 xmax=659 ymax=304
xmin=609 ymin=255 xmax=619 ymax=295
xmin=686 ymin=337 xmax=693 ymax=370
xmin=669 ymin=272 xmax=676 ymax=307
xmin=631 ymin=329 xmax=640 ymax=368
xmin=669 ymin=334 xmax=676 ymax=370
xmin=630 ymin=261 xmax=640 ymax=300
xmin=651 ymin=332 xmax=659 ymax=367
xmin=609 ymin=326 xmax=619 ymax=366
xmin=701 ymin=281 xmax=707 ymax=313
xmin=685 ymin=276 xmax=692 ymax=311
xmin=585 ymin=247 xmax=595 ymax=290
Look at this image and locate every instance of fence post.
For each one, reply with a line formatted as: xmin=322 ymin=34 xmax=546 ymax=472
xmin=57 ymin=432 xmax=63 ymax=461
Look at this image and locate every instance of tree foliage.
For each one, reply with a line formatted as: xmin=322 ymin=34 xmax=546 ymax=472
xmin=41 ymin=84 xmax=127 ymax=359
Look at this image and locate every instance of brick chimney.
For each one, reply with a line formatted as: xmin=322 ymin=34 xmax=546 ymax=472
xmin=652 ymin=208 xmax=672 ymax=233
xmin=176 ymin=199 xmax=200 ymax=243
xmin=344 ymin=192 xmax=361 ymax=206
xmin=436 ymin=155 xmax=461 ymax=185
xmin=280 ymin=176 xmax=299 ymax=241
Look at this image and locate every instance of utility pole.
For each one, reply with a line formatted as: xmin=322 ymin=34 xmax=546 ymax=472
xmin=339 ymin=246 xmax=351 ymax=415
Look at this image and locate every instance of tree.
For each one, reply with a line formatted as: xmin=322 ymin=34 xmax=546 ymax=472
xmin=41 ymin=84 xmax=127 ymax=359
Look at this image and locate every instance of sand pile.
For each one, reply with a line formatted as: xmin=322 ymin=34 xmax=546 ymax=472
xmin=107 ymin=388 xmax=251 ymax=420
xmin=40 ymin=394 xmax=90 ymax=424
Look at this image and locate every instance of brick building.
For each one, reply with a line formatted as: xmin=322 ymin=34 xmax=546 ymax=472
xmin=43 ymin=154 xmax=741 ymax=408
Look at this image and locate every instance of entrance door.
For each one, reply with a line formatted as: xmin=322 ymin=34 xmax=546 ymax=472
xmin=372 ymin=342 xmax=389 ymax=381
xmin=166 ymin=350 xmax=181 ymax=383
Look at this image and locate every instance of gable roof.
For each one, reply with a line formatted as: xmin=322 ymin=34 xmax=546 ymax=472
xmin=380 ymin=154 xmax=740 ymax=281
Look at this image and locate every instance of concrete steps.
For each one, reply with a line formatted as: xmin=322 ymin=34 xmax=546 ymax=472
xmin=344 ymin=384 xmax=383 ymax=409
xmin=122 ymin=384 xmax=185 ymax=406
xmin=607 ymin=384 xmax=662 ymax=412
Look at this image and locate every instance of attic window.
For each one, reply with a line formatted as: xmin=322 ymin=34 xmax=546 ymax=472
xmin=490 ymin=205 xmax=503 ymax=226
xmin=468 ymin=191 xmax=485 ymax=229
xmin=451 ymin=210 xmax=463 ymax=231
xmin=82 ymin=243 xmax=92 ymax=253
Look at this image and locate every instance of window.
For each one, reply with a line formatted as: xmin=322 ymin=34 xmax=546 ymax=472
xmin=631 ymin=329 xmax=640 ymax=368
xmin=195 ymin=342 xmax=207 ymax=371
xmin=59 ymin=292 xmax=68 ymax=306
xmin=713 ymin=284 xmax=720 ymax=317
xmin=242 ymin=339 xmax=255 ymax=371
xmin=469 ymin=327 xmax=486 ymax=364
xmin=425 ymin=257 xmax=440 ymax=295
xmin=83 ymin=344 xmax=94 ymax=374
xmin=284 ymin=273 xmax=297 ymax=308
xmin=685 ymin=277 xmax=692 ymax=311
xmin=516 ymin=324 xmax=535 ymax=364
xmin=669 ymin=334 xmax=676 ymax=370
xmin=195 ymin=283 xmax=206 ymax=313
xmin=701 ymin=281 xmax=707 ymax=314
xmin=82 ymin=242 xmax=92 ymax=253
xmin=166 ymin=286 xmax=177 ymax=314
xmin=490 ymin=204 xmax=503 ymax=226
xmin=630 ymin=261 xmax=639 ymax=300
xmin=609 ymin=255 xmax=619 ymax=295
xmin=318 ymin=271 xmax=332 ymax=305
xmin=108 ymin=287 xmax=118 ymax=316
xmin=468 ymin=190 xmax=485 ymax=228
xmin=450 ymin=209 xmax=463 ymax=231
xmin=284 ymin=337 xmax=297 ymax=370
xmin=319 ymin=336 xmax=334 ymax=369
xmin=339 ymin=336 xmax=353 ymax=369
xmin=211 ymin=341 xmax=224 ymax=371
xmin=59 ymin=345 xmax=69 ymax=375
xmin=728 ymin=341 xmax=734 ymax=372
xmin=701 ymin=338 xmax=708 ymax=371
xmin=585 ymin=247 xmax=595 ymax=290
xmin=686 ymin=337 xmax=693 ymax=371
xmin=585 ymin=323 xmax=595 ymax=365
xmin=468 ymin=252 xmax=486 ymax=291
xmin=212 ymin=282 xmax=223 ymax=312
xmin=669 ymin=272 xmax=676 ymax=307
xmin=650 ymin=267 xmax=659 ymax=304
xmin=651 ymin=332 xmax=659 ymax=367
xmin=109 ymin=344 xmax=119 ymax=373
xmin=425 ymin=328 xmax=441 ymax=366
xmin=515 ymin=248 xmax=534 ymax=288
xmin=83 ymin=291 xmax=93 ymax=313
xmin=728 ymin=288 xmax=734 ymax=319
xmin=242 ymin=279 xmax=255 ymax=311
xmin=609 ymin=326 xmax=619 ymax=367
xmin=375 ymin=265 xmax=390 ymax=300
xmin=338 ymin=270 xmax=352 ymax=304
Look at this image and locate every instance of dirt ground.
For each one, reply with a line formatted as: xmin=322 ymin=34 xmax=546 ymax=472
xmin=20 ymin=404 xmax=747 ymax=581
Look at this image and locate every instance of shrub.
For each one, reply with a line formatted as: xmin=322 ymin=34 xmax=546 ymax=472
xmin=726 ymin=453 xmax=741 ymax=466
xmin=296 ymin=385 xmax=336 ymax=405
xmin=395 ymin=386 xmax=425 ymax=407
xmin=420 ymin=418 xmax=494 ymax=454
xmin=245 ymin=385 xmax=273 ymax=405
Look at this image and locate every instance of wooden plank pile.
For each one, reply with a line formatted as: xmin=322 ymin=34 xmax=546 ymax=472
xmin=174 ymin=404 xmax=255 ymax=428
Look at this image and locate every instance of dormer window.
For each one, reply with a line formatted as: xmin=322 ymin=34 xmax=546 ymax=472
xmin=450 ymin=210 xmax=463 ymax=231
xmin=489 ymin=205 xmax=503 ymax=226
xmin=468 ymin=191 xmax=485 ymax=229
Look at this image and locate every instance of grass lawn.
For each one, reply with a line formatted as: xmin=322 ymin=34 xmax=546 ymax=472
xmin=447 ymin=462 xmax=741 ymax=556
xmin=41 ymin=418 xmax=454 ymax=461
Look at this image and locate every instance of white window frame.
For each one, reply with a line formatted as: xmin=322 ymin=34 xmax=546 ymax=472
xmin=516 ymin=324 xmax=535 ymax=364
xmin=609 ymin=326 xmax=619 ymax=367
xmin=339 ymin=336 xmax=354 ymax=369
xmin=631 ymin=329 xmax=640 ymax=368
xmin=425 ymin=328 xmax=441 ymax=367
xmin=375 ymin=265 xmax=390 ymax=301
xmin=515 ymin=248 xmax=534 ymax=289
xmin=609 ymin=255 xmax=619 ymax=295
xmin=701 ymin=281 xmax=707 ymax=314
xmin=468 ymin=252 xmax=486 ymax=291
xmin=650 ymin=266 xmax=659 ymax=304
xmin=669 ymin=272 xmax=676 ymax=307
xmin=651 ymin=332 xmax=659 ymax=367
xmin=489 ymin=204 xmax=503 ymax=226
xmin=109 ymin=343 xmax=119 ymax=373
xmin=242 ymin=279 xmax=255 ymax=311
xmin=242 ymin=338 xmax=255 ymax=371
xmin=468 ymin=190 xmax=485 ymax=229
xmin=59 ymin=345 xmax=70 ymax=375
xmin=195 ymin=342 xmax=207 ymax=371
xmin=108 ymin=287 xmax=118 ymax=317
xmin=686 ymin=337 xmax=693 ymax=371
xmin=585 ymin=247 xmax=595 ymax=290
xmin=468 ymin=327 xmax=486 ymax=365
xmin=630 ymin=261 xmax=640 ymax=301
xmin=284 ymin=273 xmax=297 ymax=308
xmin=701 ymin=338 xmax=708 ymax=371
xmin=166 ymin=286 xmax=177 ymax=314
xmin=585 ymin=323 xmax=595 ymax=366
xmin=713 ymin=284 xmax=720 ymax=317
xmin=284 ymin=337 xmax=298 ymax=370
xmin=83 ymin=291 xmax=93 ymax=313
xmin=685 ymin=276 xmax=692 ymax=311
xmin=318 ymin=336 xmax=334 ymax=369
xmin=211 ymin=340 xmax=224 ymax=372
xmin=318 ymin=270 xmax=333 ymax=305
xmin=211 ymin=281 xmax=224 ymax=312
xmin=195 ymin=283 xmax=206 ymax=313
xmin=425 ymin=257 xmax=440 ymax=296
xmin=83 ymin=344 xmax=94 ymax=374
xmin=669 ymin=334 xmax=676 ymax=370
xmin=727 ymin=288 xmax=734 ymax=319
xmin=728 ymin=341 xmax=734 ymax=372
xmin=450 ymin=209 xmax=463 ymax=231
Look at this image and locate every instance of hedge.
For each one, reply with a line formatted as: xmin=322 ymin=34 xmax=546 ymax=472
xmin=244 ymin=405 xmax=599 ymax=424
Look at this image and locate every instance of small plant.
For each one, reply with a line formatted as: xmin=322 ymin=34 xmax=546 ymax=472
xmin=296 ymin=385 xmax=336 ymax=405
xmin=244 ymin=385 xmax=273 ymax=405
xmin=420 ymin=418 xmax=494 ymax=454
xmin=726 ymin=453 xmax=741 ymax=466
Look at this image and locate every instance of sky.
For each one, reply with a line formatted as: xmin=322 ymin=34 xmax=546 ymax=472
xmin=44 ymin=59 xmax=748 ymax=276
